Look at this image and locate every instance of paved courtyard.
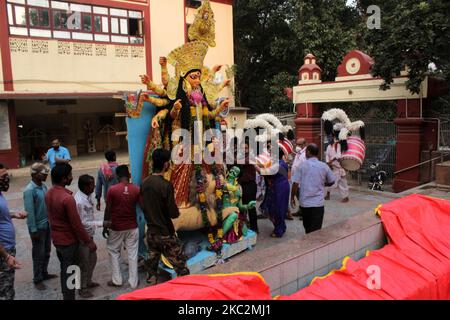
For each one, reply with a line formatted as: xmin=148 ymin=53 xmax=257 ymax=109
xmin=4 ymin=155 xmax=450 ymax=300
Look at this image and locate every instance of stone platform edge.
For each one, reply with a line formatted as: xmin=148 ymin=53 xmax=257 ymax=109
xmin=202 ymin=211 xmax=387 ymax=297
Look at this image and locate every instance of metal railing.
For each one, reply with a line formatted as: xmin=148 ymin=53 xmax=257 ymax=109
xmin=440 ymin=121 xmax=450 ymax=150
xmin=394 ymin=153 xmax=450 ymax=175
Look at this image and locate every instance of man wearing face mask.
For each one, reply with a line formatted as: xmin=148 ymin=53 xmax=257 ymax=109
xmin=0 ymin=164 xmax=28 ymax=300
xmin=290 ymin=138 xmax=307 ymax=219
xmin=45 ymin=138 xmax=71 ymax=170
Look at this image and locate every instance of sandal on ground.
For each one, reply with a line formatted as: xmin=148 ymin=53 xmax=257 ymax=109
xmin=146 ymin=275 xmax=158 ymax=286
xmin=107 ymin=280 xmax=122 ymax=287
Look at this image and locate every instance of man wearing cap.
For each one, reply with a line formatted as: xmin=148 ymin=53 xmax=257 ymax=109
xmin=23 ymin=163 xmax=57 ymax=291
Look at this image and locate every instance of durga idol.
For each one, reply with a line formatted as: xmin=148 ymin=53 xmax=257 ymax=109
xmin=132 ymin=0 xmax=238 ymax=252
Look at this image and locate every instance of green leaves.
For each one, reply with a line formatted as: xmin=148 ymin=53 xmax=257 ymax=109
xmin=234 ymin=0 xmax=450 ymax=110
xmin=364 ymin=0 xmax=450 ymax=93
xmin=234 ymin=0 xmax=359 ymax=112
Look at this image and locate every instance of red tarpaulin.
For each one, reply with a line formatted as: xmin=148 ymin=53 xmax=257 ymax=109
xmin=117 ymin=272 xmax=271 ymax=300
xmin=118 ymin=194 xmax=450 ymax=300
xmin=281 ymin=194 xmax=450 ymax=300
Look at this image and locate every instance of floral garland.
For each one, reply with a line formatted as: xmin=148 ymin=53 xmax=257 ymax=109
xmin=210 ymin=164 xmax=224 ymax=254
xmin=195 ymin=164 xmax=210 ymax=231
xmin=195 ymin=164 xmax=225 ymax=255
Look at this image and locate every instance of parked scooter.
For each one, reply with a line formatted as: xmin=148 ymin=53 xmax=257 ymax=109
xmin=368 ymin=162 xmax=387 ymax=191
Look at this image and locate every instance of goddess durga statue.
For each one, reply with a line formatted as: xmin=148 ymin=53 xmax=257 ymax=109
xmin=124 ymin=0 xmax=238 ymax=251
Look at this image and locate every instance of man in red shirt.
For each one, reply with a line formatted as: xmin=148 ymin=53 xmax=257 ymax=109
xmin=45 ymin=163 xmax=96 ymax=300
xmin=103 ymin=165 xmax=141 ymax=289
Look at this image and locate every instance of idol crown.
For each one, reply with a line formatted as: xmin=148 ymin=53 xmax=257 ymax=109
xmin=167 ymin=41 xmax=209 ymax=78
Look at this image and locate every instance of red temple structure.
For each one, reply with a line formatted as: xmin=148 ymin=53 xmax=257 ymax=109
xmin=292 ymin=50 xmax=447 ymax=192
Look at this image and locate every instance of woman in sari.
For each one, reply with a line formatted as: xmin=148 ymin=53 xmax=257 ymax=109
xmin=258 ymin=140 xmax=293 ymax=238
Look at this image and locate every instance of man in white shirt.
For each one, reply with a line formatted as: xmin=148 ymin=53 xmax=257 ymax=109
xmin=290 ymin=138 xmax=307 ymax=218
xmin=75 ymin=174 xmax=110 ymax=298
xmin=325 ymin=135 xmax=349 ymax=203
xmin=291 ymin=138 xmax=307 ymax=174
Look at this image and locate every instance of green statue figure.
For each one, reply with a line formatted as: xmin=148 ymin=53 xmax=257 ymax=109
xmin=222 ymin=166 xmax=256 ymax=243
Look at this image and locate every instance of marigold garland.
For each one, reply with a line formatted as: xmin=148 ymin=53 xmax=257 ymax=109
xmin=211 ymin=164 xmax=224 ymax=253
xmin=195 ymin=163 xmax=225 ymax=254
xmin=195 ymin=165 xmax=210 ymax=233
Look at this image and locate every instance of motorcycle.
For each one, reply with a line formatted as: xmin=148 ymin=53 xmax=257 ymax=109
xmin=368 ymin=162 xmax=387 ymax=191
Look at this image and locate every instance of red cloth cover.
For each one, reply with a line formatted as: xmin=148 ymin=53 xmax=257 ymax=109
xmin=117 ymin=273 xmax=271 ymax=300
xmin=280 ymin=194 xmax=450 ymax=300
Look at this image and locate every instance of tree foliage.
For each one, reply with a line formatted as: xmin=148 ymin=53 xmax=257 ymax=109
xmin=360 ymin=0 xmax=450 ymax=93
xmin=233 ymin=0 xmax=450 ymax=111
xmin=233 ymin=0 xmax=296 ymax=112
xmin=234 ymin=0 xmax=360 ymax=112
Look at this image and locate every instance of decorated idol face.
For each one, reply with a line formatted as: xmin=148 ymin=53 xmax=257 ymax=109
xmin=186 ymin=71 xmax=202 ymax=90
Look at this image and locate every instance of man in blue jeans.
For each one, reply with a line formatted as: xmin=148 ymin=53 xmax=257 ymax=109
xmin=0 ymin=164 xmax=28 ymax=300
xmin=23 ymin=163 xmax=58 ymax=291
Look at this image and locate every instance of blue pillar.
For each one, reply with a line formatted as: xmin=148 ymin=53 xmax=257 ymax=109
xmin=126 ymin=100 xmax=156 ymax=260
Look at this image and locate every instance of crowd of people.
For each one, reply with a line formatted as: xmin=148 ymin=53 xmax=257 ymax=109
xmin=0 ymin=134 xmax=350 ymax=300
xmin=0 ymin=138 xmax=192 ymax=300
xmin=231 ymin=132 xmax=349 ymax=240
